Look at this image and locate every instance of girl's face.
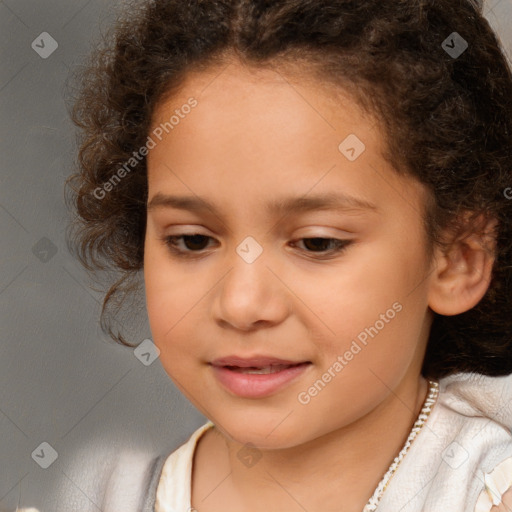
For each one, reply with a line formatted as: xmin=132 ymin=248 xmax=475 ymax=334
xmin=144 ymin=62 xmax=434 ymax=449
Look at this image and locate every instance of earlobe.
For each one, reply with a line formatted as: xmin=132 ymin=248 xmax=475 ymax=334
xmin=427 ymin=216 xmax=497 ymax=316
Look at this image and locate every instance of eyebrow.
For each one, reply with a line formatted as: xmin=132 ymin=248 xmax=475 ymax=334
xmin=147 ymin=192 xmax=378 ymax=216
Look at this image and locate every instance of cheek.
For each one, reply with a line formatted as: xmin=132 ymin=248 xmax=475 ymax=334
xmin=143 ymin=239 xmax=197 ymax=362
xmin=300 ymin=237 xmax=429 ymax=373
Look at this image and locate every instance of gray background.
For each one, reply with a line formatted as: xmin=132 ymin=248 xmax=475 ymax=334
xmin=1 ymin=1 xmax=511 ymax=511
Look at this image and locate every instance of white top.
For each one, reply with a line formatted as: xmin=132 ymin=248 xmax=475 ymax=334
xmin=154 ymin=372 xmax=512 ymax=512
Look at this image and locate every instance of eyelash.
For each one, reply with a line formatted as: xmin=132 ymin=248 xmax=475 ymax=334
xmin=160 ymin=234 xmax=353 ymax=259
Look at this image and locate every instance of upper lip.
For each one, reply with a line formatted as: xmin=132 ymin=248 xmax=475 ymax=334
xmin=210 ymin=356 xmax=310 ymax=367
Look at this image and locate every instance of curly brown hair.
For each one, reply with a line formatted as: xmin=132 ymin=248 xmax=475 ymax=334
xmin=64 ymin=0 xmax=512 ymax=379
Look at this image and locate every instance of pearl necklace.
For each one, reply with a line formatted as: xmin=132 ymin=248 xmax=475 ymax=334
xmin=362 ymin=380 xmax=440 ymax=512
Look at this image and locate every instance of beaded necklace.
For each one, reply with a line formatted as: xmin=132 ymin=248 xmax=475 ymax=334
xmin=363 ymin=380 xmax=440 ymax=512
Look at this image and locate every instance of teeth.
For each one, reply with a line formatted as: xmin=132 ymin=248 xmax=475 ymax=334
xmin=230 ymin=364 xmax=292 ymax=374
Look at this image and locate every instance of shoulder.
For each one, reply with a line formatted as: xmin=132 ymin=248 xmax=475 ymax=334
xmin=52 ymin=441 xmax=119 ymax=512
xmin=102 ymin=451 xmax=162 ymax=512
xmin=104 ymin=421 xmax=214 ymax=512
xmin=434 ymin=372 xmax=512 ymax=474
xmin=425 ymin=373 xmax=512 ymax=511
xmin=51 ymin=423 xmax=213 ymax=512
xmin=378 ymin=373 xmax=512 ymax=511
xmin=51 ymin=440 xmax=161 ymax=512
xmin=437 ymin=372 xmax=512 ymax=431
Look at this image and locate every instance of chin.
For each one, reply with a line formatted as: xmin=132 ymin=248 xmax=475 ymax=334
xmin=211 ymin=413 xmax=308 ymax=450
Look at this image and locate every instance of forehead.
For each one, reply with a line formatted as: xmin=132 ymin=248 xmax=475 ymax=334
xmin=150 ymin=61 xmax=381 ymax=148
xmin=146 ymin=61 xmax=426 ymax=218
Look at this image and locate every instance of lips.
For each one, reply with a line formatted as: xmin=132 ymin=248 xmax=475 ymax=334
xmin=227 ymin=364 xmax=298 ymax=374
xmin=210 ymin=357 xmax=310 ymax=376
xmin=209 ymin=355 xmax=312 ymax=398
xmin=210 ymin=356 xmax=309 ymax=368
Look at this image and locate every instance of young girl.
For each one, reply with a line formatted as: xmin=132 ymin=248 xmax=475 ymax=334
xmin=63 ymin=0 xmax=512 ymax=510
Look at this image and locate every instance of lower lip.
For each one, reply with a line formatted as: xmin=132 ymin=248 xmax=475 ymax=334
xmin=210 ymin=363 xmax=311 ymax=398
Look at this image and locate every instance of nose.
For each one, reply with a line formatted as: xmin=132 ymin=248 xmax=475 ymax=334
xmin=212 ymin=252 xmax=291 ymax=332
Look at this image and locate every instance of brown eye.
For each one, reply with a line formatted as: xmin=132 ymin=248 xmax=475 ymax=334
xmin=291 ymin=237 xmax=352 ymax=256
xmin=302 ymin=238 xmax=335 ymax=252
xmin=164 ymin=234 xmax=214 ymax=255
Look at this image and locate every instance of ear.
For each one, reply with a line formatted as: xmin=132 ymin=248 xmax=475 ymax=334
xmin=428 ymin=214 xmax=498 ymax=316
